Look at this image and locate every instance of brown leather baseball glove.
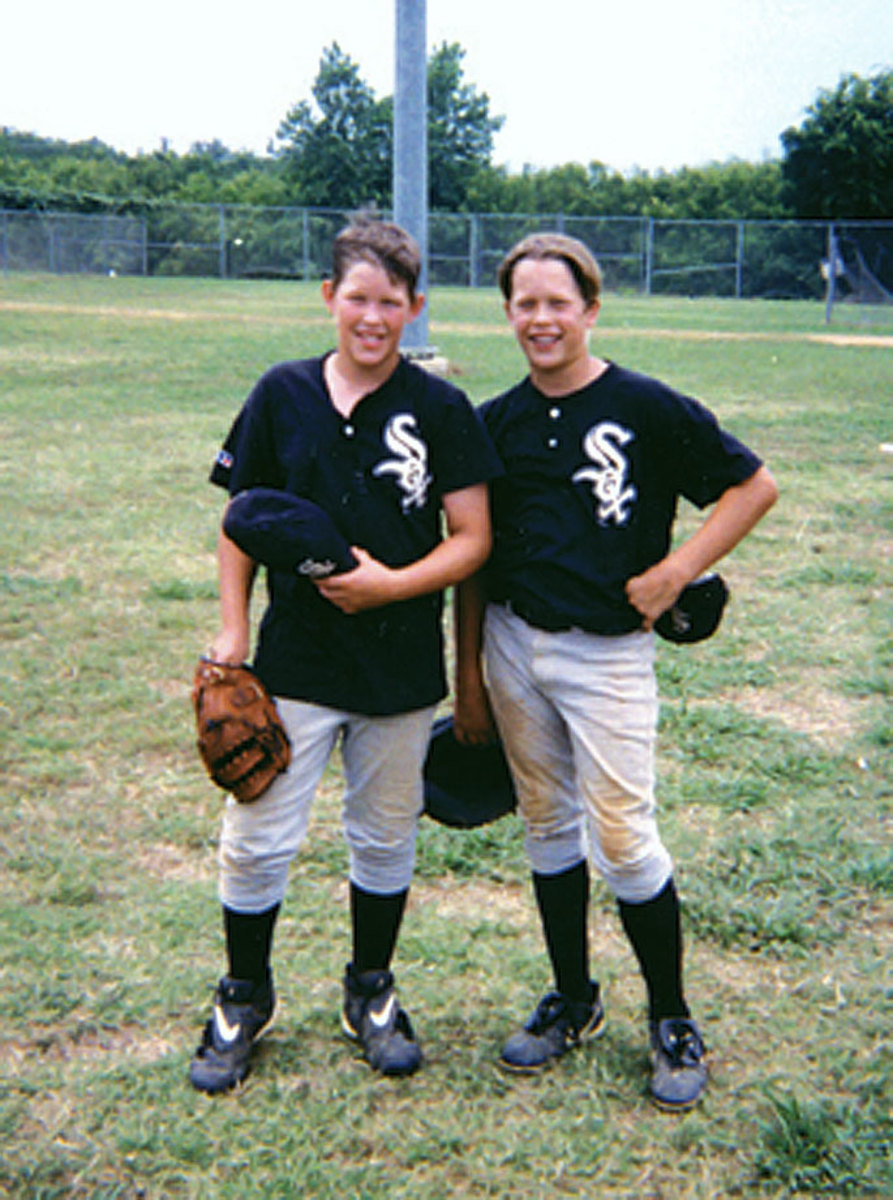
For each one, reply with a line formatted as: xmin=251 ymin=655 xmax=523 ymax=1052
xmin=192 ymin=659 xmax=291 ymax=803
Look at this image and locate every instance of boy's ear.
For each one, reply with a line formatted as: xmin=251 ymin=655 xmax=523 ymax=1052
xmin=585 ymin=299 xmax=601 ymax=327
xmin=409 ymin=292 xmax=426 ymax=320
xmin=321 ymin=278 xmax=335 ymax=310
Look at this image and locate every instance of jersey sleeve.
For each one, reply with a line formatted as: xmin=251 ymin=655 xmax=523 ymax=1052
xmin=208 ymin=368 xmax=292 ymax=495
xmin=667 ymin=390 xmax=763 ymax=509
xmin=208 ymin=409 xmax=243 ymax=492
xmin=421 ymin=375 xmax=504 ymax=496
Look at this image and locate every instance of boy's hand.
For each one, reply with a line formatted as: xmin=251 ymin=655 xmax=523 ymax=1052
xmin=454 ymin=676 xmax=497 ymax=747
xmin=207 ymin=628 xmax=251 ymax=666
xmin=314 ymin=547 xmax=398 ymax=613
xmin=626 ymin=560 xmax=688 ymax=630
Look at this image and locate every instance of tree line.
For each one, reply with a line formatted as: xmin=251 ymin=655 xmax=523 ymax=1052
xmin=1 ymin=45 xmax=890 ymax=222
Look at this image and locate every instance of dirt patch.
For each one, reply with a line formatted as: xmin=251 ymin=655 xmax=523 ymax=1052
xmin=432 ymin=320 xmax=893 ymax=348
xmin=0 ymin=298 xmax=329 ymax=326
xmin=138 ymin=839 xmax=213 ymax=884
xmin=727 ymin=685 xmax=865 ymax=749
xmin=599 ymin=327 xmax=893 ymax=348
xmin=5 ymin=298 xmax=891 ymax=347
xmin=807 ymin=332 xmax=893 ymax=347
xmin=6 ymin=1022 xmax=176 ymax=1075
xmin=410 ymin=878 xmax=531 ymax=924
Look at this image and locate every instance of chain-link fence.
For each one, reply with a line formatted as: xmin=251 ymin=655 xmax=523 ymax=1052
xmin=0 ymin=210 xmax=148 ymax=276
xmin=2 ymin=203 xmax=891 ymax=302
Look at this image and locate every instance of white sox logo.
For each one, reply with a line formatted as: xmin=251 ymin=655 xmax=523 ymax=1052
xmin=373 ymin=414 xmax=432 ymax=511
xmin=571 ymin=421 xmax=637 ymax=525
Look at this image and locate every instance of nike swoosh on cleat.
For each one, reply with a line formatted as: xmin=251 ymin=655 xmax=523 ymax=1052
xmin=214 ymin=1007 xmax=241 ymax=1044
xmin=369 ymin=993 xmax=397 ymax=1030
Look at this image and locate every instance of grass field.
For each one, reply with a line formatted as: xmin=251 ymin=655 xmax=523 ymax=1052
xmin=1 ymin=273 xmax=891 ymax=1199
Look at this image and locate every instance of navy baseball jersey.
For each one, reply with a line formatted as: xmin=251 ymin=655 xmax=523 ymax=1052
xmin=211 ymin=354 xmax=502 ymax=714
xmin=481 ymin=363 xmax=762 ymax=635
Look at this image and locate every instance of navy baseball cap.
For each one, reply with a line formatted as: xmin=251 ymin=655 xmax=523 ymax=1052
xmin=223 ymin=488 xmax=358 ymax=579
xmin=654 ymin=573 xmax=729 ymax=644
xmin=423 ymin=716 xmax=517 ymax=829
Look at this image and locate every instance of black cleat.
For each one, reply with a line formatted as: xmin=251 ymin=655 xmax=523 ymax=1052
xmin=188 ymin=974 xmax=276 ymax=1094
xmin=342 ymin=964 xmax=422 ymax=1077
xmin=500 ymin=982 xmax=605 ymax=1072
xmin=649 ymin=1017 xmax=707 ymax=1111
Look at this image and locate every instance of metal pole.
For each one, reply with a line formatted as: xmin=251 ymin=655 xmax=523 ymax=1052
xmin=219 ymin=205 xmax=227 ymax=279
xmin=644 ymin=217 xmax=654 ymax=296
xmin=735 ymin=221 xmax=744 ymax=299
xmin=48 ymin=214 xmax=57 ymax=274
xmin=824 ymin=224 xmax=838 ymax=324
xmin=469 ymin=212 xmax=480 ymax=288
xmin=393 ymin=0 xmax=429 ymax=353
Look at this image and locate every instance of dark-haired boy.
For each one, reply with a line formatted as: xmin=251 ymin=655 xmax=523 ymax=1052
xmin=189 ymin=218 xmax=501 ymax=1092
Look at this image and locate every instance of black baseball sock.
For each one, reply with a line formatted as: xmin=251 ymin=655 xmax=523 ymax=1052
xmin=224 ymin=902 xmax=280 ymax=986
xmin=533 ymin=859 xmax=591 ymax=1004
xmin=616 ymin=877 xmax=689 ymax=1023
xmin=350 ymin=882 xmax=408 ymax=974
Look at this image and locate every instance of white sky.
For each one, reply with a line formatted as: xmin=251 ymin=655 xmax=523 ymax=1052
xmin=3 ymin=0 xmax=890 ymax=174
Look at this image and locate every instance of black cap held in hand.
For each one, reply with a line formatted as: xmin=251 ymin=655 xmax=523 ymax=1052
xmin=423 ymin=716 xmax=517 ymax=829
xmin=223 ymin=488 xmax=358 ymax=579
xmin=654 ymin=573 xmax=729 ymax=644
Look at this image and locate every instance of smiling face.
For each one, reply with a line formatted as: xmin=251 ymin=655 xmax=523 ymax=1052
xmin=322 ymin=260 xmax=424 ymax=380
xmin=504 ymin=256 xmax=601 ymax=393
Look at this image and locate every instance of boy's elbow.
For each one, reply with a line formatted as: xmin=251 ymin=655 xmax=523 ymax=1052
xmin=467 ymin=530 xmax=493 ymax=576
xmin=755 ymin=465 xmax=779 ymax=514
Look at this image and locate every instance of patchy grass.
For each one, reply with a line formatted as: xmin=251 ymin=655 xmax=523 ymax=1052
xmin=1 ymin=274 xmax=890 ymax=1198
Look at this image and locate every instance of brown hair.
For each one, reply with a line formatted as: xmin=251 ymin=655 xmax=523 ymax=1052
xmin=330 ymin=215 xmax=422 ymax=302
xmin=497 ymin=233 xmax=603 ymax=306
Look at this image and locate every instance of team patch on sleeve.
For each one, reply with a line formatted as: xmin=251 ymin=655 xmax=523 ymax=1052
xmin=215 ymin=450 xmax=234 ymax=470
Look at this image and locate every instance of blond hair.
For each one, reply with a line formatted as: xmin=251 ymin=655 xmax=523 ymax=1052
xmin=497 ymin=233 xmax=602 ymax=306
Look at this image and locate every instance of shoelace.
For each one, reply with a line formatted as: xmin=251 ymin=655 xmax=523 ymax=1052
xmin=660 ymin=1021 xmax=704 ymax=1067
xmin=527 ymin=993 xmax=572 ymax=1034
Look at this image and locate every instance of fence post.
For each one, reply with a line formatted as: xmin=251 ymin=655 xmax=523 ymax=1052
xmin=1 ymin=211 xmax=7 ymax=275
xmin=302 ymin=208 xmax=310 ymax=280
xmin=644 ymin=217 xmax=654 ymax=296
xmin=47 ymin=214 xmax=57 ymax=274
xmin=736 ymin=221 xmax=745 ymax=299
xmin=141 ymin=217 xmax=149 ymax=276
xmin=218 ymin=205 xmax=227 ymax=279
xmin=824 ymin=223 xmax=839 ymax=324
xmin=469 ymin=213 xmax=480 ymax=288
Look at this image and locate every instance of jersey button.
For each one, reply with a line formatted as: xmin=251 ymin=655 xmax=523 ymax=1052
xmin=548 ymin=437 xmax=559 ymax=449
xmin=549 ymin=406 xmax=561 ymax=420
xmin=343 ymin=424 xmax=355 ymax=438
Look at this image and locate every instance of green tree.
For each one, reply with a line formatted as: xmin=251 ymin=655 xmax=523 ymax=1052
xmin=463 ymin=158 xmax=786 ymax=222
xmin=0 ymin=130 xmax=132 ymax=209
xmin=427 ymin=42 xmax=503 ymax=210
xmin=275 ymin=43 xmax=391 ymax=208
xmin=781 ymin=70 xmax=893 ymax=218
xmin=273 ymin=40 xmax=503 ymax=212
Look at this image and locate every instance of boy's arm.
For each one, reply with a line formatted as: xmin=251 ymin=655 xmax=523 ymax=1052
xmin=453 ymin=570 xmax=497 ymax=745
xmin=626 ymin=465 xmax=778 ymax=630
xmin=208 ymin=529 xmax=258 ymax=664
xmin=314 ymin=483 xmax=491 ymax=614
